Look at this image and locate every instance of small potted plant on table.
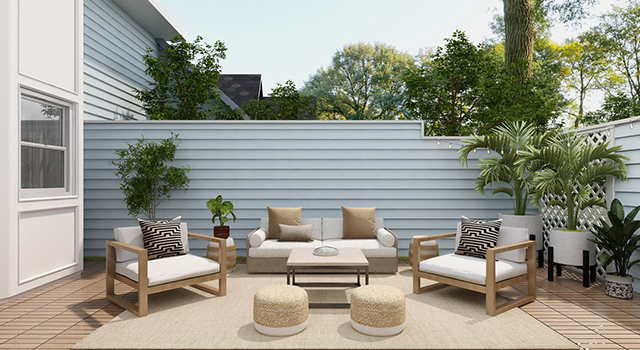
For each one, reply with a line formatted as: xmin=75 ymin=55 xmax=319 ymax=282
xmin=206 ymin=195 xmax=237 ymax=238
xmin=206 ymin=195 xmax=237 ymax=271
xmin=589 ymin=198 xmax=640 ymax=299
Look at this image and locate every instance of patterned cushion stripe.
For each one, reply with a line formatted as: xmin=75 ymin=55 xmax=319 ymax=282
xmin=455 ymin=218 xmax=502 ymax=259
xmin=138 ymin=218 xmax=186 ymax=260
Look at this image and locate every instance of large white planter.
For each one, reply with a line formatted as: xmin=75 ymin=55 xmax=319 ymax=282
xmin=605 ymin=274 xmax=634 ymax=299
xmin=499 ymin=213 xmax=543 ymax=251
xmin=548 ymin=228 xmax=595 ymax=266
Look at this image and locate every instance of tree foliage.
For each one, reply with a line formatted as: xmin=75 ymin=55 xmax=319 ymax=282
xmin=302 ymin=42 xmax=414 ymax=120
xmin=559 ymin=32 xmax=608 ymax=127
xmin=242 ymin=80 xmax=316 ymax=120
xmin=135 ymin=35 xmax=227 ymax=120
xmin=404 ymin=31 xmax=494 ymax=135
xmin=112 ymin=133 xmax=190 ymax=221
xmin=403 ymin=31 xmax=566 ymax=135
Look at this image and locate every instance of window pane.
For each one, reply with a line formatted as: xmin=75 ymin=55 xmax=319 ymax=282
xmin=21 ymin=97 xmax=63 ymax=146
xmin=21 ymin=146 xmax=65 ymax=189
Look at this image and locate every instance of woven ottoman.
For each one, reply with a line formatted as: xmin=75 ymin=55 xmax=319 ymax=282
xmin=350 ymin=285 xmax=405 ymax=336
xmin=253 ymin=285 xmax=308 ymax=336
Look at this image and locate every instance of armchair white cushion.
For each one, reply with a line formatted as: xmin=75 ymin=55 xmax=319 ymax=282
xmin=454 ymin=223 xmax=528 ymax=263
xmin=113 ymin=223 xmax=190 ymax=262
xmin=419 ymin=254 xmax=528 ymax=285
xmin=115 ymin=254 xmax=220 ymax=287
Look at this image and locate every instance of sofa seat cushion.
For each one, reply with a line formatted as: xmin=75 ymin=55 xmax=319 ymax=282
xmin=248 ymin=240 xmax=322 ymax=258
xmin=418 ymin=253 xmax=527 ymax=285
xmin=323 ymin=239 xmax=397 ymax=258
xmin=115 ymin=254 xmax=220 ymax=287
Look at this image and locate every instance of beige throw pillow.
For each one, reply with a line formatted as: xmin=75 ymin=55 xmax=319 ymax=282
xmin=267 ymin=206 xmax=302 ymax=239
xmin=342 ymin=206 xmax=376 ymax=239
xmin=278 ymin=224 xmax=313 ymax=241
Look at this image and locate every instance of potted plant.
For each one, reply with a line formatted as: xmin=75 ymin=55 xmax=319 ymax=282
xmin=459 ymin=121 xmax=558 ymax=254
xmin=588 ymin=198 xmax=640 ymax=299
xmin=206 ymin=195 xmax=237 ymax=238
xmin=518 ymin=131 xmax=628 ymax=268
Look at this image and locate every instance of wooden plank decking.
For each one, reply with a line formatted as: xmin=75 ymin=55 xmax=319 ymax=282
xmin=0 ymin=260 xmax=639 ymax=350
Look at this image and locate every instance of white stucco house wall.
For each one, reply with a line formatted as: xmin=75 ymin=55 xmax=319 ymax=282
xmin=0 ymin=0 xmax=183 ymax=303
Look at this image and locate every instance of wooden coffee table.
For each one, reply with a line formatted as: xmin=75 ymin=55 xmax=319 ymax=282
xmin=286 ymin=248 xmax=369 ymax=308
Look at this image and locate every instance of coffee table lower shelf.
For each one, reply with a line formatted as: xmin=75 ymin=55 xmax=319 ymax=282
xmin=286 ymin=266 xmax=369 ymax=309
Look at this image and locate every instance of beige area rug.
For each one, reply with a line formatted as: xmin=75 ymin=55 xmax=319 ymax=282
xmin=74 ymin=265 xmax=577 ymax=350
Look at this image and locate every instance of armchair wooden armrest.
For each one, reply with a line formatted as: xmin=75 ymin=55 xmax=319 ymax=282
xmin=486 ymin=240 xmax=535 ymax=257
xmin=413 ymin=232 xmax=456 ymax=244
xmin=188 ymin=232 xmax=226 ymax=245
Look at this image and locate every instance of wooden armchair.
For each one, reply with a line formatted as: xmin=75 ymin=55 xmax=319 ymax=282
xmin=412 ymin=226 xmax=536 ymax=316
xmin=106 ymin=228 xmax=226 ymax=317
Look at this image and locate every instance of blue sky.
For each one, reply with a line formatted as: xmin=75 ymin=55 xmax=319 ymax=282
xmin=157 ymin=0 xmax=621 ymax=98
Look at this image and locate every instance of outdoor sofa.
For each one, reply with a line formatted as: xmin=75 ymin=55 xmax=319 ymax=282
xmin=246 ymin=218 xmax=398 ymax=273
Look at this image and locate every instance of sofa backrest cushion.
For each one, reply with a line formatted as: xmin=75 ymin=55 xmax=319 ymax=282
xmin=323 ymin=218 xmax=385 ymax=240
xmin=267 ymin=206 xmax=302 ymax=239
xmin=260 ymin=218 xmax=323 ymax=240
xmin=455 ymin=222 xmax=528 ymax=263
xmin=113 ymin=222 xmax=190 ymax=262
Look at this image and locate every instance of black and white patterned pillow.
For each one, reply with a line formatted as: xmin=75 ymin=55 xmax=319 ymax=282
xmin=455 ymin=216 xmax=502 ymax=259
xmin=138 ymin=217 xmax=186 ymax=260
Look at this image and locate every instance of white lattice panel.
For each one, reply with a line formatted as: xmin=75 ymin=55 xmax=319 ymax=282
xmin=540 ymin=127 xmax=615 ymax=276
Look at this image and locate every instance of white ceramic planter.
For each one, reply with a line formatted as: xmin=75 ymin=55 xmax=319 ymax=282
xmin=605 ymin=274 xmax=634 ymax=299
xmin=498 ymin=213 xmax=543 ymax=250
xmin=548 ymin=228 xmax=596 ymax=266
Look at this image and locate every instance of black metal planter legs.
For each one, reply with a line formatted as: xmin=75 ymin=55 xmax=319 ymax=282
xmin=547 ymin=246 xmax=597 ymax=287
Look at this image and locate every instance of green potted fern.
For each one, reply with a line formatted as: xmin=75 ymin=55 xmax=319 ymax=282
xmin=206 ymin=195 xmax=237 ymax=238
xmin=589 ymin=198 xmax=640 ymax=299
xmin=459 ymin=121 xmax=558 ymax=253
xmin=518 ymin=131 xmax=628 ymax=268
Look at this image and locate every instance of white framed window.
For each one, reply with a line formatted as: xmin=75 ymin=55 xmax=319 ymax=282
xmin=20 ymin=90 xmax=75 ymax=199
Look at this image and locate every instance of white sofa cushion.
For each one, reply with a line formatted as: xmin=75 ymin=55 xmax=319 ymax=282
xmin=419 ymin=253 xmax=528 ymax=285
xmin=248 ymin=240 xmax=322 ymax=258
xmin=260 ymin=218 xmax=323 ymax=240
xmin=322 ymin=218 xmax=385 ymax=240
xmin=249 ymin=229 xmax=268 ymax=247
xmin=113 ymin=223 xmax=190 ymax=262
xmin=323 ymin=239 xmax=397 ymax=258
xmin=455 ymin=222 xmax=528 ymax=263
xmin=377 ymin=228 xmax=396 ymax=247
xmin=115 ymin=254 xmax=219 ymax=287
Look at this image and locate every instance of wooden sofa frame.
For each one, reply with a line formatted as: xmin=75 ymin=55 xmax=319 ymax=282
xmin=106 ymin=232 xmax=226 ymax=317
xmin=412 ymin=232 xmax=536 ymax=316
xmin=246 ymin=227 xmax=399 ymax=273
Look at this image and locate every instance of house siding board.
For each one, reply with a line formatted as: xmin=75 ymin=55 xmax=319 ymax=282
xmin=84 ymin=121 xmax=516 ymax=258
xmin=83 ymin=0 xmax=157 ymax=121
xmin=612 ymin=123 xmax=640 ymax=290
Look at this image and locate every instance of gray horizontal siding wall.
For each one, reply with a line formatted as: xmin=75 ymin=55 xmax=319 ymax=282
xmin=612 ymin=123 xmax=640 ymax=290
xmin=84 ymin=121 xmax=517 ymax=257
xmin=83 ymin=0 xmax=157 ymax=121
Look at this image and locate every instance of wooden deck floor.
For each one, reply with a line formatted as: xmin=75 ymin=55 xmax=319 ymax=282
xmin=0 ymin=260 xmax=639 ymax=350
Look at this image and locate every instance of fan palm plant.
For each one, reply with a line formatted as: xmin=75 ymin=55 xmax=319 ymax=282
xmin=517 ymin=132 xmax=628 ymax=231
xmin=458 ymin=121 xmax=558 ymax=215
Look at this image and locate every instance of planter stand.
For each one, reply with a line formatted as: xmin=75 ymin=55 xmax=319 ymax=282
xmin=547 ymin=247 xmax=597 ymax=287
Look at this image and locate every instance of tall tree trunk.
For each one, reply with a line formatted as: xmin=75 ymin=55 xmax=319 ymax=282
xmin=504 ymin=0 xmax=535 ymax=79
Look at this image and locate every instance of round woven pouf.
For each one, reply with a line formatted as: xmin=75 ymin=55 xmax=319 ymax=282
xmin=350 ymin=285 xmax=405 ymax=336
xmin=253 ymin=285 xmax=308 ymax=336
